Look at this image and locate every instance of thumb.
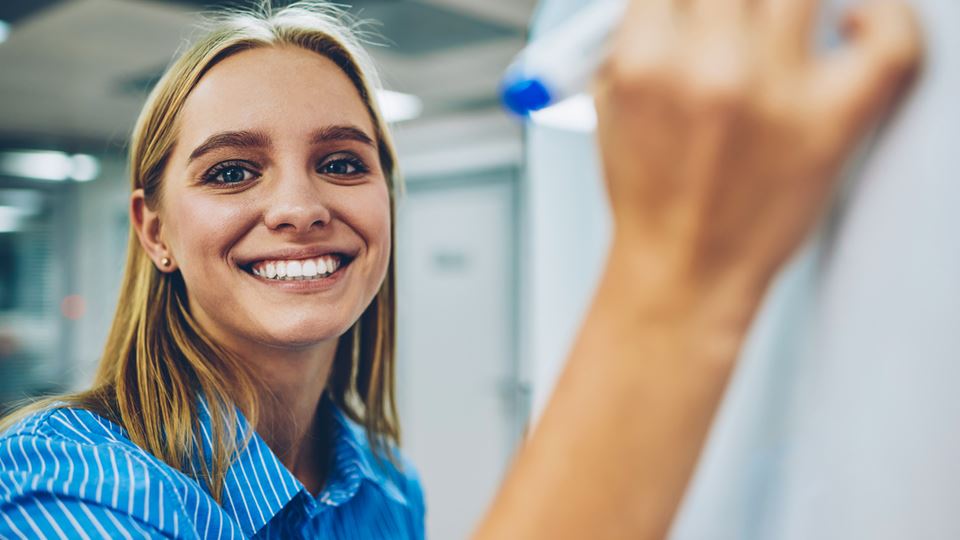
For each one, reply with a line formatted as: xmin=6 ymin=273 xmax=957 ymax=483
xmin=813 ymin=0 xmax=923 ymax=143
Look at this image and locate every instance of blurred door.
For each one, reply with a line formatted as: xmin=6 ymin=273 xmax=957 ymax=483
xmin=396 ymin=169 xmax=522 ymax=540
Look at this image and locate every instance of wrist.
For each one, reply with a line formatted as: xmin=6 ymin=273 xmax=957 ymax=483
xmin=600 ymin=237 xmax=769 ymax=365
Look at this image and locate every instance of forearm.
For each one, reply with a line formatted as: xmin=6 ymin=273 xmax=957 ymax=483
xmin=475 ymin=242 xmax=765 ymax=540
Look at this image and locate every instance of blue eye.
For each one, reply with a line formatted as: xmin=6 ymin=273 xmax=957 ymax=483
xmin=318 ymin=154 xmax=368 ymax=177
xmin=201 ymin=161 xmax=259 ymax=185
xmin=217 ymin=166 xmax=250 ymax=183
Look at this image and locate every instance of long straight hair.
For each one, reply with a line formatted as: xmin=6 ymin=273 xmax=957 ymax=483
xmin=0 ymin=1 xmax=402 ymax=502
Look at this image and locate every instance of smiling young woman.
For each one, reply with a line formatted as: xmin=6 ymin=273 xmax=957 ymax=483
xmin=0 ymin=0 xmax=921 ymax=539
xmin=0 ymin=5 xmax=411 ymax=538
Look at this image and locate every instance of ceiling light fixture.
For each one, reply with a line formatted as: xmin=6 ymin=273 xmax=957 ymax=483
xmin=69 ymin=154 xmax=100 ymax=182
xmin=0 ymin=150 xmax=100 ymax=182
xmin=376 ymin=89 xmax=423 ymax=123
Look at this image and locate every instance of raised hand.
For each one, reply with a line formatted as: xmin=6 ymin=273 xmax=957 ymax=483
xmin=595 ymin=0 xmax=921 ymax=303
xmin=477 ymin=2 xmax=921 ymax=539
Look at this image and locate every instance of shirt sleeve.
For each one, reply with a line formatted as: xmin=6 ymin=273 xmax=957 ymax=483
xmin=1 ymin=493 xmax=172 ymax=539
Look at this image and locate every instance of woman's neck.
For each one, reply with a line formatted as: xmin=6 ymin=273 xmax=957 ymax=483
xmin=244 ymin=339 xmax=340 ymax=494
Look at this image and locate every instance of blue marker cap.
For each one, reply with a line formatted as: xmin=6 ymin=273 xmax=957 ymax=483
xmin=501 ymin=78 xmax=552 ymax=117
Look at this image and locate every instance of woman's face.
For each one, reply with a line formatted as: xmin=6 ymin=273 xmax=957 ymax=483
xmin=153 ymin=46 xmax=391 ymax=353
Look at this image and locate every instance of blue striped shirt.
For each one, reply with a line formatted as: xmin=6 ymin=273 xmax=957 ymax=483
xmin=0 ymin=400 xmax=425 ymax=539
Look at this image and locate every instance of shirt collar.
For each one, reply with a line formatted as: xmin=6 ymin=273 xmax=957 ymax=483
xmin=321 ymin=405 xmax=409 ymax=508
xmin=194 ymin=396 xmax=408 ymax=537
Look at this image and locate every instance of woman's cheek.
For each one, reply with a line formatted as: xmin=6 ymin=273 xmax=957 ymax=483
xmin=352 ymin=182 xmax=392 ymax=285
xmin=167 ymin=193 xmax=253 ymax=272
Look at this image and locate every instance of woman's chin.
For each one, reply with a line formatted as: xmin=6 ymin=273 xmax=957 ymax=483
xmin=253 ymin=322 xmax=350 ymax=350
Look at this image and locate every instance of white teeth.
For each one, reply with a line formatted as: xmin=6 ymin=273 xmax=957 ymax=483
xmin=249 ymin=254 xmax=346 ymax=280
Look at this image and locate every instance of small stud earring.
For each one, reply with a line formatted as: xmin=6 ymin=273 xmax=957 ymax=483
xmin=161 ymin=257 xmax=172 ymax=268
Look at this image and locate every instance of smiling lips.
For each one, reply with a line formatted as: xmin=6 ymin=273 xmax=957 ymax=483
xmin=249 ymin=254 xmax=346 ymax=280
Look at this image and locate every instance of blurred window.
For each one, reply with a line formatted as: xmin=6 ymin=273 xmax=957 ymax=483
xmin=0 ymin=187 xmax=66 ymax=411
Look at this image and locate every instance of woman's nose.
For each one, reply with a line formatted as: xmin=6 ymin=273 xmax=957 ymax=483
xmin=262 ymin=167 xmax=333 ymax=233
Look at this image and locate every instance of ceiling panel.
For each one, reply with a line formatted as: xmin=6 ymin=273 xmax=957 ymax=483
xmin=0 ymin=0 xmax=64 ymax=25
xmin=0 ymin=0 xmax=535 ymax=148
xmin=352 ymin=1 xmax=518 ymax=55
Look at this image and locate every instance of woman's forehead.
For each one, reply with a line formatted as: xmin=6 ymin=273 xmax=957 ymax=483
xmin=176 ymin=46 xmax=376 ymax=150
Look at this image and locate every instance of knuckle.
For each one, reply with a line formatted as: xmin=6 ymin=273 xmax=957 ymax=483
xmin=866 ymin=0 xmax=924 ymax=80
xmin=885 ymin=33 xmax=923 ymax=79
xmin=597 ymin=46 xmax=673 ymax=96
xmin=682 ymin=68 xmax=750 ymax=114
xmin=676 ymin=42 xmax=753 ymax=111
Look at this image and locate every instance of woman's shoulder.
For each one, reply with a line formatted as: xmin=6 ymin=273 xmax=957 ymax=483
xmin=0 ymin=406 xmax=195 ymax=538
xmin=0 ymin=405 xmax=128 ymax=445
xmin=0 ymin=405 xmax=184 ymax=486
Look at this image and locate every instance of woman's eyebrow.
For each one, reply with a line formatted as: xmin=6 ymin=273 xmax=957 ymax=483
xmin=311 ymin=125 xmax=375 ymax=147
xmin=187 ymin=125 xmax=374 ymax=164
xmin=188 ymin=130 xmax=270 ymax=163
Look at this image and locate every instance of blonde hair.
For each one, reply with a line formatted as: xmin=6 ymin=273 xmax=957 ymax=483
xmin=0 ymin=1 xmax=402 ymax=502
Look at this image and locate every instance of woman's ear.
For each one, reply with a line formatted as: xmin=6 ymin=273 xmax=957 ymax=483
xmin=131 ymin=189 xmax=177 ymax=272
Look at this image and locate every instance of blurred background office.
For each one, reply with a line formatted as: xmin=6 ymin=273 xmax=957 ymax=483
xmin=2 ymin=0 xmax=959 ymax=539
